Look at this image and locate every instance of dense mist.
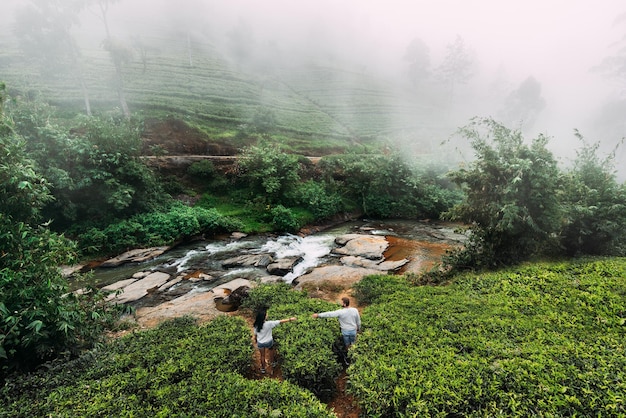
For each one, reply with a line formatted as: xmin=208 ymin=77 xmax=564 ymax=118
xmin=2 ymin=0 xmax=625 ymax=177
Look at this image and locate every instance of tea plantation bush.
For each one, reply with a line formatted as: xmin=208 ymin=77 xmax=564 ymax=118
xmin=349 ymin=259 xmax=626 ymax=416
xmin=0 ymin=316 xmax=333 ymax=417
xmin=243 ymin=284 xmax=345 ymax=400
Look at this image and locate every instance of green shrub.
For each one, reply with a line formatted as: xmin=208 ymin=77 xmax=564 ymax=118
xmin=560 ymin=133 xmax=626 ymax=256
xmin=445 ymin=117 xmax=562 ymax=269
xmin=269 ymin=204 xmax=302 ymax=232
xmin=348 ymin=259 xmax=626 ymax=416
xmin=289 ymin=180 xmax=344 ymax=220
xmin=243 ymin=284 xmax=344 ymax=400
xmin=187 ymin=160 xmax=216 ymax=178
xmin=352 ymin=274 xmax=411 ymax=305
xmin=76 ymin=203 xmax=243 ymax=255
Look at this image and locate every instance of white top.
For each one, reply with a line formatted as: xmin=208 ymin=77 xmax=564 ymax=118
xmin=318 ymin=307 xmax=361 ymax=333
xmin=254 ymin=320 xmax=281 ymax=345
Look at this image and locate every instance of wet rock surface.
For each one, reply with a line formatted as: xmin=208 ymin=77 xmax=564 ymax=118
xmin=81 ymin=220 xmax=466 ymax=328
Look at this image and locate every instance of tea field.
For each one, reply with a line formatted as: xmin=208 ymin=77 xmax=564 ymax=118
xmin=2 ymin=258 xmax=626 ymax=417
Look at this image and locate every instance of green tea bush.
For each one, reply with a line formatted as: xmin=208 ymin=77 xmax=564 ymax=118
xmin=352 ymin=273 xmax=411 ymax=305
xmin=243 ymin=284 xmax=344 ymax=400
xmin=3 ymin=316 xmax=343 ymax=417
xmin=271 ymin=300 xmax=344 ymax=401
xmin=348 ymin=259 xmax=626 ymax=416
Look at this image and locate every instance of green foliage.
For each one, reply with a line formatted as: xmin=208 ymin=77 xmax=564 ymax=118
xmin=268 ymin=204 xmax=302 ymax=232
xmin=76 ymin=203 xmax=243 ymax=255
xmin=237 ymin=140 xmax=301 ymax=203
xmin=349 ymin=259 xmax=626 ymax=416
xmin=187 ymin=159 xmax=216 ymax=178
xmin=242 ymin=284 xmax=344 ymax=399
xmin=560 ymin=132 xmax=626 ymax=256
xmin=352 ymin=274 xmax=412 ymax=305
xmin=0 ymin=92 xmax=121 ymax=374
xmin=7 ymin=96 xmax=168 ymax=227
xmin=445 ymin=117 xmax=562 ymax=269
xmin=288 ymin=180 xmax=344 ymax=220
xmin=319 ymin=152 xmax=459 ymax=219
xmin=1 ymin=315 xmax=333 ymax=417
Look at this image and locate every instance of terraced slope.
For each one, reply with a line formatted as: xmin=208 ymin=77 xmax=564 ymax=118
xmin=0 ymin=32 xmax=439 ymax=142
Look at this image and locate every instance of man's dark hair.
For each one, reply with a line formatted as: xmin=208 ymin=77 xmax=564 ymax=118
xmin=341 ymin=297 xmax=350 ymax=306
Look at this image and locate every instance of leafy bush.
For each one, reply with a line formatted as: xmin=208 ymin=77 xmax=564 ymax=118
xmin=15 ymin=109 xmax=169 ymax=228
xmin=352 ymin=274 xmax=412 ymax=305
xmin=269 ymin=204 xmax=302 ymax=232
xmin=76 ymin=203 xmax=243 ymax=255
xmin=560 ymin=132 xmax=626 ymax=256
xmin=318 ymin=152 xmax=459 ymax=219
xmin=187 ymin=160 xmax=216 ymax=178
xmin=445 ymin=117 xmax=562 ymax=269
xmin=348 ymin=260 xmax=626 ymax=416
xmin=237 ymin=140 xmax=301 ymax=203
xmin=243 ymin=284 xmax=344 ymax=400
xmin=288 ymin=180 xmax=344 ymax=220
xmin=1 ymin=315 xmax=334 ymax=417
xmin=0 ymin=97 xmax=121 ymax=374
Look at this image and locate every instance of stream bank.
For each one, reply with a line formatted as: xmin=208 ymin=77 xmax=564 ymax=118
xmin=77 ymin=219 xmax=466 ymax=330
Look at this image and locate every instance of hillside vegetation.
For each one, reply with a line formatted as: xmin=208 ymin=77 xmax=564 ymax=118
xmin=0 ymin=31 xmax=440 ymax=149
xmin=2 ymin=258 xmax=625 ymax=417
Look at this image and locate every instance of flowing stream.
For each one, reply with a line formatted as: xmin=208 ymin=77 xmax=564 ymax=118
xmin=78 ymin=220 xmax=465 ymax=291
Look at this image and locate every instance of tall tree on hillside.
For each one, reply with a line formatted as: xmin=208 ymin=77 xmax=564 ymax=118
xmin=93 ymin=0 xmax=131 ymax=119
xmin=404 ymin=37 xmax=431 ymax=89
xmin=434 ymin=35 xmax=474 ymax=103
xmin=14 ymin=0 xmax=92 ymax=115
xmin=497 ymin=76 xmax=546 ymax=131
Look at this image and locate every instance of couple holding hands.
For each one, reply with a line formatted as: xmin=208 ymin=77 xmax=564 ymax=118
xmin=253 ymin=297 xmax=362 ymax=374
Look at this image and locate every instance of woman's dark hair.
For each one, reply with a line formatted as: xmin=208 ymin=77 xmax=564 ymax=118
xmin=253 ymin=307 xmax=267 ymax=332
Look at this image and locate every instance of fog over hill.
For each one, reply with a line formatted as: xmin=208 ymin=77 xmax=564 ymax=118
xmin=1 ymin=0 xmax=625 ymax=177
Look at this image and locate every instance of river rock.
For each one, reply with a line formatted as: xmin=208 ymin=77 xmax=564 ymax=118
xmin=340 ymin=255 xmax=409 ymax=271
xmin=293 ymin=265 xmax=383 ymax=290
xmin=211 ymin=278 xmax=254 ymax=299
xmin=99 ymin=246 xmax=170 ymax=268
xmin=106 ymin=271 xmax=171 ymax=304
xmin=222 ymin=254 xmax=273 ymax=268
xmin=230 ymin=232 xmax=248 ymax=240
xmin=134 ymin=288 xmax=223 ymax=329
xmin=222 ymin=285 xmax=250 ymax=305
xmin=332 ymin=234 xmax=388 ymax=260
xmin=267 ymin=257 xmax=303 ymax=276
xmin=101 ymin=278 xmax=138 ymax=292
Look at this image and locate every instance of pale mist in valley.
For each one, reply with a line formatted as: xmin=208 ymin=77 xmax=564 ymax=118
xmin=2 ymin=0 xmax=626 ymax=178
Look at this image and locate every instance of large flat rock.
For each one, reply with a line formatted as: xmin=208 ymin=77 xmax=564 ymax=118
xmin=134 ymin=289 xmax=223 ymax=328
xmin=332 ymin=234 xmax=388 ymax=260
xmin=293 ymin=265 xmax=383 ymax=290
xmin=106 ymin=271 xmax=171 ymax=304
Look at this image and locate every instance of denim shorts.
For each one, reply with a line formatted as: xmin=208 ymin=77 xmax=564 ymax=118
xmin=342 ymin=330 xmax=357 ymax=346
xmin=257 ymin=340 xmax=273 ymax=349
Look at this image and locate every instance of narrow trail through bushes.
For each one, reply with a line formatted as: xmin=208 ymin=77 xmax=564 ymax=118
xmin=239 ymin=289 xmax=361 ymax=418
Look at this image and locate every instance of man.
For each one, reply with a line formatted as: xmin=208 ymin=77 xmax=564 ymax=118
xmin=312 ymin=297 xmax=361 ymax=349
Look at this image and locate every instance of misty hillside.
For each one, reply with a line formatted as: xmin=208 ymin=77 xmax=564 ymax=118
xmin=0 ymin=29 xmax=442 ymax=150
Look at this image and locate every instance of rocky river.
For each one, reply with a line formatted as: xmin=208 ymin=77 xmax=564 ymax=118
xmin=69 ymin=219 xmax=466 ymax=328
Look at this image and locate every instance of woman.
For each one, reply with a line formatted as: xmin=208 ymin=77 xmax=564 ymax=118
xmin=253 ymin=307 xmax=296 ymax=374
